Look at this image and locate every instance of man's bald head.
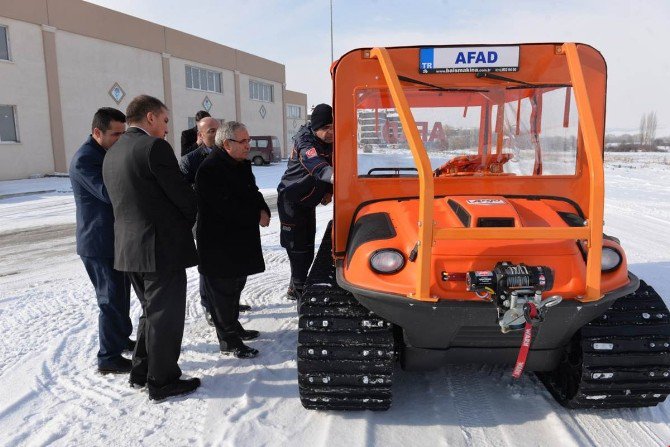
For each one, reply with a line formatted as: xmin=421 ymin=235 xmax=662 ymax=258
xmin=197 ymin=117 xmax=220 ymax=148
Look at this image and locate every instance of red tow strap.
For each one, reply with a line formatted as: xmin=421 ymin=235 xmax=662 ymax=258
xmin=512 ymin=303 xmax=538 ymax=379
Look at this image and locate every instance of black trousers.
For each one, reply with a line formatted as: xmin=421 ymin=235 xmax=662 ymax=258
xmin=278 ymin=192 xmax=317 ymax=291
xmin=199 ymin=274 xmax=211 ymax=312
xmin=80 ymin=256 xmax=132 ymax=366
xmin=201 ymin=275 xmax=247 ymax=348
xmin=128 ymin=269 xmax=186 ymax=387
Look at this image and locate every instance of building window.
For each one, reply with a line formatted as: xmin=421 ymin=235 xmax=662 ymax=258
xmin=249 ymin=80 xmax=273 ymax=102
xmin=287 ymin=105 xmax=301 ymax=118
xmin=185 ymin=65 xmax=222 ymax=93
xmin=0 ymin=105 xmax=18 ymax=142
xmin=0 ymin=25 xmax=9 ymax=61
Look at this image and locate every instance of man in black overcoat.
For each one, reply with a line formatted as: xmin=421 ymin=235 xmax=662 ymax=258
xmin=102 ymin=94 xmax=200 ymax=401
xmin=180 ymin=117 xmax=253 ymax=325
xmin=70 ymin=107 xmax=133 ymax=374
xmin=195 ymin=121 xmax=270 ymax=358
xmin=180 ymin=110 xmax=210 ymax=156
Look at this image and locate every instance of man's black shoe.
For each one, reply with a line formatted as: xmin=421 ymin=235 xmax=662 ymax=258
xmin=204 ymin=310 xmax=215 ymax=327
xmin=98 ymin=356 xmax=132 ymax=375
xmin=238 ymin=327 xmax=260 ymax=341
xmin=148 ymin=377 xmax=201 ymax=402
xmin=124 ymin=339 xmax=136 ymax=353
xmin=220 ymin=336 xmax=259 ymax=358
xmin=221 ymin=344 xmax=259 ymax=359
xmin=239 ymin=303 xmax=252 ymax=312
xmin=129 ymin=372 xmax=147 ymax=388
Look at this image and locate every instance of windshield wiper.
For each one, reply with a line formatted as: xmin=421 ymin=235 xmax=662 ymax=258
xmin=475 ymin=72 xmax=539 ymax=87
xmin=475 ymin=72 xmax=572 ymax=90
xmin=398 ymin=75 xmax=486 ymax=92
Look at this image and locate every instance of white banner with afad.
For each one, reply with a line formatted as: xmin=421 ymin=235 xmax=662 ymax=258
xmin=419 ymin=46 xmax=520 ymax=73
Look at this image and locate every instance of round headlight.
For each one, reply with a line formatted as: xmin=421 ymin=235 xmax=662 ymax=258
xmin=601 ymin=247 xmax=622 ymax=272
xmin=370 ymin=249 xmax=405 ymax=274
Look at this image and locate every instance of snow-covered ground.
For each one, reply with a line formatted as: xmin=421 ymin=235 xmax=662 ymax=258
xmin=0 ymin=155 xmax=669 ymax=446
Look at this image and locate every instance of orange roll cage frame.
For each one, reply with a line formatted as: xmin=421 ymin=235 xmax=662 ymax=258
xmin=366 ymin=44 xmax=605 ymax=302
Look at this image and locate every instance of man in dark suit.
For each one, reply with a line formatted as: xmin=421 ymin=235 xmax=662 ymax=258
xmin=180 ymin=110 xmax=211 ymax=157
xmin=179 ymin=117 xmax=251 ymax=325
xmin=196 ymin=121 xmax=270 ymax=359
xmin=70 ymin=107 xmax=133 ymax=374
xmin=102 ymin=94 xmax=200 ymax=401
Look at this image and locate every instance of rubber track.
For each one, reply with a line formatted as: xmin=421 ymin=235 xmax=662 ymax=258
xmin=538 ymin=280 xmax=670 ymax=409
xmin=297 ymin=221 xmax=395 ymax=411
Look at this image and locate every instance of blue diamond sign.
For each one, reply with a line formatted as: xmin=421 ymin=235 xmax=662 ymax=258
xmin=108 ymin=83 xmax=125 ymax=104
xmin=259 ymin=105 xmax=267 ymax=119
xmin=202 ymin=96 xmax=212 ymax=112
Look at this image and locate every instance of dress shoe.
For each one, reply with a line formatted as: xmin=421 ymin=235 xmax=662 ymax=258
xmin=148 ymin=377 xmax=201 ymax=402
xmin=220 ymin=337 xmax=259 ymax=359
xmin=238 ymin=327 xmax=260 ymax=341
xmin=204 ymin=310 xmax=215 ymax=327
xmin=129 ymin=371 xmax=147 ymax=388
xmin=124 ymin=339 xmax=136 ymax=353
xmin=239 ymin=303 xmax=252 ymax=312
xmin=98 ymin=356 xmax=132 ymax=374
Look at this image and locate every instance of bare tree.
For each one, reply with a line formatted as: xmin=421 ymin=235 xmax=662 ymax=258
xmin=646 ymin=111 xmax=657 ymax=146
xmin=639 ymin=111 xmax=658 ymax=147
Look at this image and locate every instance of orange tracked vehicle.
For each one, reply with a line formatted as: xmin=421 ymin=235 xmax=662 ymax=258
xmin=297 ymin=43 xmax=670 ymax=410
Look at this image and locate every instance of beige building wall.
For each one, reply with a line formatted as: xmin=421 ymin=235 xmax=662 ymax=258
xmin=55 ymin=30 xmax=165 ymax=163
xmin=0 ymin=0 xmax=306 ymax=180
xmin=284 ymin=90 xmax=308 ymax=156
xmin=0 ymin=16 xmax=54 ymax=179
xmin=238 ymin=74 xmax=284 ymax=145
xmin=169 ymin=56 xmax=236 ymax=135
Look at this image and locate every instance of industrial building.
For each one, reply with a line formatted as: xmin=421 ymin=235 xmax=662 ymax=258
xmin=0 ymin=0 xmax=307 ymax=180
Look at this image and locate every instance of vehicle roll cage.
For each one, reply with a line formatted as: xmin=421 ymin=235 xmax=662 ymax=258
xmin=367 ymin=44 xmax=604 ymax=302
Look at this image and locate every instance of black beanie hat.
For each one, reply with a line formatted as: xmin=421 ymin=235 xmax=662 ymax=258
xmin=310 ymin=104 xmax=333 ymax=131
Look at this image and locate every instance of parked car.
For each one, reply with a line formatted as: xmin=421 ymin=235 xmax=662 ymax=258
xmin=248 ymin=136 xmax=282 ymax=165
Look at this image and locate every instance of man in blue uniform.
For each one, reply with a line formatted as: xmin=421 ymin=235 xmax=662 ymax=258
xmin=69 ymin=107 xmax=134 ymax=374
xmin=277 ymin=104 xmax=334 ymax=300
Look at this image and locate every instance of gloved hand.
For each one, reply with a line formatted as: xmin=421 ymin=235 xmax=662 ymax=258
xmin=321 ymin=193 xmax=333 ymax=205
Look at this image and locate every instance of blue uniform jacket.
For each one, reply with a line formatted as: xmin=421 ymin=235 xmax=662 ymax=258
xmin=179 ymin=145 xmax=211 ymax=186
xmin=277 ymin=124 xmax=333 ymax=208
xmin=69 ymin=135 xmax=115 ymax=258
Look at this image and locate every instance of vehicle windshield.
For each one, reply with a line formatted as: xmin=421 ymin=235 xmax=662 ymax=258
xmin=356 ymin=85 xmax=578 ymax=177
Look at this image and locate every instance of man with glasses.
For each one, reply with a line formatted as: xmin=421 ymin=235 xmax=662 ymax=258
xmin=276 ymin=104 xmax=334 ymax=301
xmin=179 ymin=117 xmax=251 ymax=326
xmin=195 ymin=121 xmax=270 ymax=358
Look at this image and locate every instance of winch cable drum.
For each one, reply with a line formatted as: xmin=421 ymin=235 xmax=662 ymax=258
xmin=466 ymin=262 xmax=563 ymax=377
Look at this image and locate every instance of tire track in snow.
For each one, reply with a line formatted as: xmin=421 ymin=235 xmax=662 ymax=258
xmin=445 ymin=365 xmax=511 ymax=446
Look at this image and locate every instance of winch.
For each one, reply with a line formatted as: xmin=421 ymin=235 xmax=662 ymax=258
xmin=466 ymin=261 xmax=563 ymax=378
xmin=466 ymin=261 xmax=562 ymax=333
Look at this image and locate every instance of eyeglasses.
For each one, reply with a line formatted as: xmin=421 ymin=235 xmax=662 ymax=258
xmin=228 ymin=138 xmax=252 ymax=145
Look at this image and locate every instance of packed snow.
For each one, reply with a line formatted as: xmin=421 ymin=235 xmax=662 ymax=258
xmin=0 ymin=155 xmax=669 ymax=446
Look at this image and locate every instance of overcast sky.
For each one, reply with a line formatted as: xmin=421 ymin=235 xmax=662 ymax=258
xmin=86 ymin=0 xmax=670 ymax=134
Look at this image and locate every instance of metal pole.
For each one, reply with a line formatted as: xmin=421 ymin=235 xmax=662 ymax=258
xmin=330 ymin=0 xmax=334 ymax=62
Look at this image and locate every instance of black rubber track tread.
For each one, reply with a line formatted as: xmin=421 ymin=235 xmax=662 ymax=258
xmin=538 ymin=280 xmax=670 ymax=409
xmin=300 ymin=397 xmax=391 ymax=411
xmin=298 ymin=221 xmax=395 ymax=411
xmin=298 ymin=344 xmax=394 ymax=361
xmin=299 ymin=303 xmax=373 ymax=318
xmin=299 ymin=372 xmax=393 ymax=387
xmin=299 ymin=315 xmax=392 ymax=332
xmin=298 ymin=330 xmax=394 ymax=346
